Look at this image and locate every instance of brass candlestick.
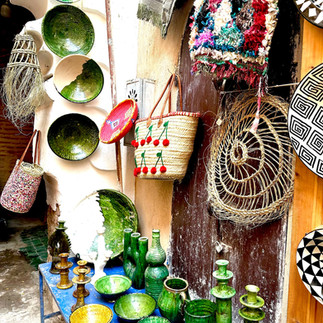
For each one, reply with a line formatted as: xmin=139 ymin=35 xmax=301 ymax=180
xmin=73 ymin=259 xmax=91 ymax=275
xmin=56 ymin=253 xmax=73 ymax=289
xmin=71 ymin=268 xmax=91 ymax=312
xmin=73 ymin=266 xmax=90 ymax=298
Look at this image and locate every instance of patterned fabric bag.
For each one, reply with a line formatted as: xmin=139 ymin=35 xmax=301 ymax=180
xmin=132 ymin=74 xmax=200 ymax=181
xmin=189 ymin=0 xmax=279 ymax=88
xmin=1 ymin=130 xmax=44 ymax=213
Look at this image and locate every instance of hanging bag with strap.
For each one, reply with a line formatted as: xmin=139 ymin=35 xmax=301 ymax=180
xmin=1 ymin=129 xmax=44 ymax=213
xmin=133 ymin=74 xmax=200 ymax=181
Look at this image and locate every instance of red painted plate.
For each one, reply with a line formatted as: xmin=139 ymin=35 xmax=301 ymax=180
xmin=100 ymin=99 xmax=138 ymax=144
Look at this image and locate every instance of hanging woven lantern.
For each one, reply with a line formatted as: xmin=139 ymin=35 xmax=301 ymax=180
xmin=207 ymin=91 xmax=295 ymax=227
xmin=2 ymin=34 xmax=45 ymax=130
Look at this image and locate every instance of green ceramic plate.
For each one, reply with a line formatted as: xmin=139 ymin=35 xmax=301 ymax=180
xmin=54 ymin=54 xmax=104 ymax=103
xmin=65 ymin=189 xmax=138 ymax=263
xmin=114 ymin=293 xmax=156 ymax=322
xmin=47 ymin=113 xmax=99 ymax=161
xmin=42 ymin=5 xmax=94 ymax=57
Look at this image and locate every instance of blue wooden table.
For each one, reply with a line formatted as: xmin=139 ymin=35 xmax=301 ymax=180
xmin=39 ymin=258 xmax=160 ymax=322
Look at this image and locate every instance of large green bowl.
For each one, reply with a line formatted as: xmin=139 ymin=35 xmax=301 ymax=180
xmin=94 ymin=275 xmax=132 ymax=302
xmin=138 ymin=317 xmax=170 ymax=323
xmin=54 ymin=54 xmax=104 ymax=103
xmin=42 ymin=5 xmax=94 ymax=57
xmin=47 ymin=113 xmax=99 ymax=161
xmin=114 ymin=293 xmax=156 ymax=322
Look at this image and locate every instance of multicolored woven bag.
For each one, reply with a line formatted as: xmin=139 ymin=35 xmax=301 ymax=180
xmin=189 ymin=0 xmax=279 ymax=88
xmin=0 ymin=130 xmax=44 ymax=213
xmin=132 ymin=74 xmax=200 ymax=181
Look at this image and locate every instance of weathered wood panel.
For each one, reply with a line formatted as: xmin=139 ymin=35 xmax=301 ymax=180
xmin=287 ymin=18 xmax=323 ymax=323
xmin=169 ymin=1 xmax=300 ymax=322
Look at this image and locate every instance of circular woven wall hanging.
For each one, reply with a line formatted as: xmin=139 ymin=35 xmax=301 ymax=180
xmin=208 ymin=92 xmax=295 ymax=226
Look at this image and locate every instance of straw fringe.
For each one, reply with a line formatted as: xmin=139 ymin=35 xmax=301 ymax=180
xmin=207 ymin=91 xmax=295 ymax=227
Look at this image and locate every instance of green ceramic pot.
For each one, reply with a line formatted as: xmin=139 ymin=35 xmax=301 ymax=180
xmin=42 ymin=5 xmax=94 ymax=57
xmin=114 ymin=293 xmax=156 ymax=322
xmin=94 ymin=275 xmax=132 ymax=302
xmin=157 ymin=277 xmax=190 ymax=323
xmin=184 ymin=299 xmax=216 ymax=323
xmin=138 ymin=317 xmax=170 ymax=323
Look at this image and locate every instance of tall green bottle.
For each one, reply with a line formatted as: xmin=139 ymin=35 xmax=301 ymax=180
xmin=144 ymin=229 xmax=169 ymax=301
xmin=48 ymin=220 xmax=71 ymax=274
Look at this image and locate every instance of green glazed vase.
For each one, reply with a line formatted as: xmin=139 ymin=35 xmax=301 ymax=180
xmin=48 ymin=220 xmax=71 ymax=274
xmin=157 ymin=277 xmax=190 ymax=323
xmin=145 ymin=229 xmax=169 ymax=301
xmin=184 ymin=299 xmax=216 ymax=323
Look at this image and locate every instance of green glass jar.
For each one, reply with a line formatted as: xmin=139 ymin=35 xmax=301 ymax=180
xmin=48 ymin=220 xmax=71 ymax=274
xmin=145 ymin=229 xmax=169 ymax=301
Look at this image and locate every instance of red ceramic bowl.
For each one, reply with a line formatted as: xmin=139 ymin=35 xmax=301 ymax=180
xmin=100 ymin=99 xmax=138 ymax=144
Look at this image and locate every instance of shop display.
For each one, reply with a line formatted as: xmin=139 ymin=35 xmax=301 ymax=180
xmin=69 ymin=304 xmax=113 ymax=323
xmin=2 ymin=34 xmax=45 ymax=130
xmin=293 ymin=0 xmax=323 ymax=28
xmin=145 ymin=229 xmax=169 ymax=301
xmin=113 ymin=293 xmax=156 ymax=321
xmin=296 ymin=227 xmax=323 ymax=305
xmin=184 ymin=299 xmax=217 ymax=323
xmin=133 ymin=74 xmax=200 ymax=180
xmin=47 ymin=113 xmax=99 ymax=161
xmin=56 ymin=253 xmax=73 ymax=289
xmin=288 ymin=63 xmax=323 ymax=178
xmin=239 ymin=285 xmax=265 ymax=322
xmin=208 ymin=92 xmax=295 ymax=226
xmin=53 ymin=55 xmax=104 ymax=103
xmin=94 ymin=275 xmax=132 ymax=302
xmin=0 ymin=130 xmax=44 ymax=213
xmin=100 ymin=99 xmax=138 ymax=144
xmin=66 ymin=190 xmax=138 ymax=263
xmin=157 ymin=277 xmax=190 ymax=323
xmin=71 ymin=268 xmax=91 ymax=312
xmin=211 ymin=259 xmax=236 ymax=323
xmin=42 ymin=5 xmax=94 ymax=57
xmin=48 ymin=220 xmax=71 ymax=274
xmin=123 ymin=230 xmax=148 ymax=289
xmin=189 ymin=0 xmax=279 ymax=89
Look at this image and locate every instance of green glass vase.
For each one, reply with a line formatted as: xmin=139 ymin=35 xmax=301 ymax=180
xmin=145 ymin=229 xmax=169 ymax=301
xmin=48 ymin=220 xmax=71 ymax=274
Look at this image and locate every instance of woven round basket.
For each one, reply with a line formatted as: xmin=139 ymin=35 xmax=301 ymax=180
xmin=207 ymin=91 xmax=295 ymax=226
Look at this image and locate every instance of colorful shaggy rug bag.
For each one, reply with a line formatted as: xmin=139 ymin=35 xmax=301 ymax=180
xmin=189 ymin=0 xmax=279 ymax=88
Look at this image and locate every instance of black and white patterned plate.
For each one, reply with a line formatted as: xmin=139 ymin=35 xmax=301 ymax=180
xmin=294 ymin=0 xmax=323 ymax=28
xmin=296 ymin=228 xmax=323 ymax=305
xmin=288 ymin=63 xmax=323 ymax=178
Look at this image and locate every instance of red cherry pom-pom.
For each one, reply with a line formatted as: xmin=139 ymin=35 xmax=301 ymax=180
xmin=163 ymin=139 xmax=169 ymax=146
xmin=143 ymin=166 xmax=148 ymax=174
xmin=136 ymin=167 xmax=141 ymax=175
xmin=153 ymin=139 xmax=159 ymax=146
xmin=131 ymin=140 xmax=136 ymax=147
xmin=146 ymin=136 xmax=152 ymax=144
xmin=133 ymin=168 xmax=138 ymax=176
xmin=140 ymin=139 xmax=146 ymax=146
xmin=151 ymin=167 xmax=157 ymax=174
xmin=160 ymin=165 xmax=167 ymax=173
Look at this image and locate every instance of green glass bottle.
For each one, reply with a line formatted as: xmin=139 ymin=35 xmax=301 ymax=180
xmin=145 ymin=229 xmax=169 ymax=301
xmin=48 ymin=220 xmax=71 ymax=274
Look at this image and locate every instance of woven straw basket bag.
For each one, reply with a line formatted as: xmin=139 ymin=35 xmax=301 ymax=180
xmin=133 ymin=74 xmax=200 ymax=181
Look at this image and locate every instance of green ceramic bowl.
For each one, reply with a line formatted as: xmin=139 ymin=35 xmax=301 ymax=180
xmin=94 ymin=275 xmax=132 ymax=302
xmin=42 ymin=5 xmax=94 ymax=57
xmin=47 ymin=113 xmax=99 ymax=161
xmin=54 ymin=54 xmax=104 ymax=103
xmin=114 ymin=293 xmax=156 ymax=322
xmin=138 ymin=317 xmax=170 ymax=323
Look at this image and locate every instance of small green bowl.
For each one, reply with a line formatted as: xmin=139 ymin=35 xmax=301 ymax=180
xmin=138 ymin=317 xmax=170 ymax=323
xmin=94 ymin=275 xmax=132 ymax=302
xmin=114 ymin=293 xmax=156 ymax=322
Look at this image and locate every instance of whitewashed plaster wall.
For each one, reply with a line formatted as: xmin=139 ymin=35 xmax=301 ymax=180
xmin=20 ymin=0 xmax=139 ymax=228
